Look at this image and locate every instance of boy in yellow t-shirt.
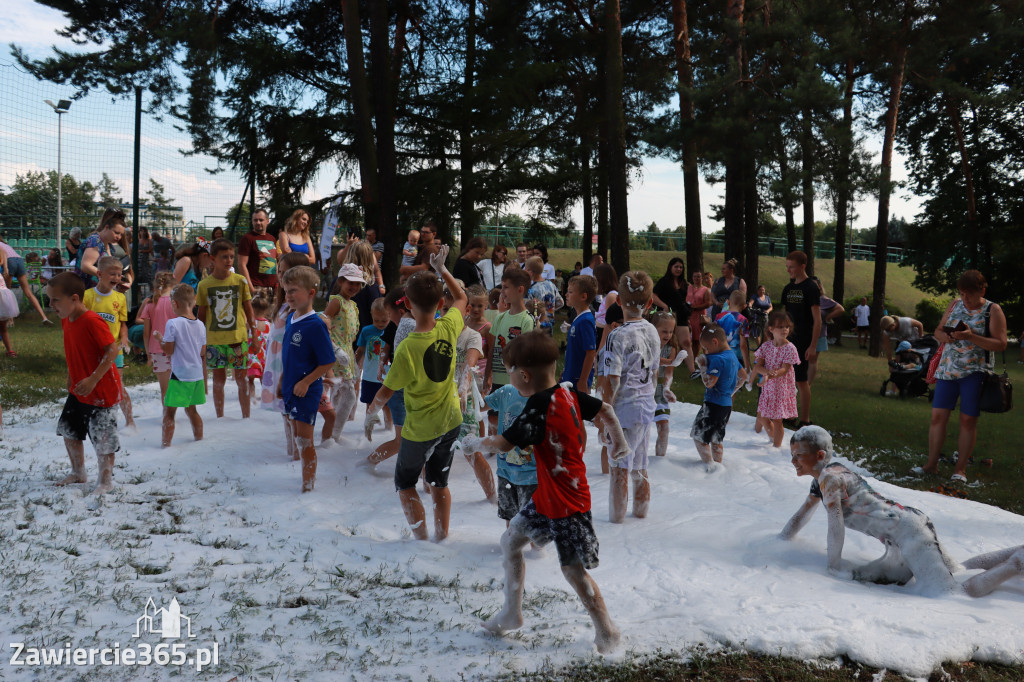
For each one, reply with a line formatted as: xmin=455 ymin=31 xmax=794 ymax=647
xmin=196 ymin=238 xmax=256 ymax=419
xmin=363 ymin=245 xmax=466 ymax=542
xmin=83 ymin=257 xmax=135 ymax=429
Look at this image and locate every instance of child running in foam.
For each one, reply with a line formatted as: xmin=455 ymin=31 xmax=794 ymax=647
xmin=751 ymin=310 xmax=800 ymax=447
xmin=324 ymin=263 xmax=364 ymax=441
xmin=460 ymin=331 xmax=629 ymax=654
xmin=139 ymin=272 xmax=176 ymax=402
xmin=593 ymin=303 xmax=623 ymax=474
xmin=602 ymin=271 xmax=660 ymax=523
xmin=690 ymin=325 xmax=741 ymax=472
xmin=650 ymin=311 xmax=686 ymax=458
xmin=355 ymin=298 xmax=390 ymax=421
xmin=362 ymin=287 xmax=411 ymax=470
xmin=781 ymin=425 xmax=1024 ymax=598
xmin=362 ymin=246 xmax=466 ymax=541
xmin=155 ymin=284 xmax=206 ymax=447
xmin=84 ymin=256 xmax=136 ymax=430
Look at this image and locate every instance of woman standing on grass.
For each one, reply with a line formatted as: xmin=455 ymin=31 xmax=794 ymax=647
xmin=0 ymin=235 xmax=52 ymax=325
xmin=913 ymin=270 xmax=1006 ymax=484
xmin=687 ymin=270 xmax=712 ymax=356
xmin=65 ymin=226 xmax=82 ymax=265
xmin=481 ymin=245 xmax=508 ymax=291
xmin=652 ymin=257 xmax=695 ymax=375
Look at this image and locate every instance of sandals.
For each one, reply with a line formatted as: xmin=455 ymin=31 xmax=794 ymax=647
xmin=950 ymin=473 xmax=968 ymax=484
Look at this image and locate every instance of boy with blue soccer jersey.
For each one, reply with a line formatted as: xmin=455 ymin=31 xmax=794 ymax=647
xmin=279 ymin=266 xmax=336 ymax=493
xmin=561 ymin=275 xmax=598 ymax=393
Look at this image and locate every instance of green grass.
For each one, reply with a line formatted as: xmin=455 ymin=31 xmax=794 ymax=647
xmin=550 ymin=249 xmax=929 ymax=315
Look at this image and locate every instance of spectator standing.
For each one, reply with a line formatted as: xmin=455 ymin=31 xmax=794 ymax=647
xmin=364 ymin=228 xmax=385 ymax=265
xmin=481 ymin=245 xmax=508 ymax=291
xmin=237 ymin=208 xmax=279 ymax=291
xmin=514 ymin=243 xmax=529 ymax=269
xmin=138 ymin=227 xmax=153 ymax=285
xmin=532 ymin=244 xmax=556 ymax=282
xmin=686 ymin=270 xmax=712 ymax=357
xmin=853 ymin=297 xmax=871 ymax=349
xmin=580 ymin=253 xmax=603 ymax=278
xmin=651 ymin=257 xmax=696 ymax=375
xmin=913 ymin=270 xmax=1006 ymax=483
xmin=278 ymin=209 xmax=316 ymax=266
xmin=74 ymin=208 xmax=126 ymax=289
xmin=780 ymin=251 xmax=820 ymax=427
xmin=453 ymin=237 xmax=487 ymax=289
xmin=65 ymin=226 xmax=82 ymax=265
xmin=151 ymin=231 xmax=173 ymax=273
xmin=710 ymin=258 xmax=747 ymax=319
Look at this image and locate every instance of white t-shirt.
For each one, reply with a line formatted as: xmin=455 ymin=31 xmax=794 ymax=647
xmin=854 ymin=304 xmax=870 ymax=326
xmin=580 ymin=266 xmax=594 ymax=277
xmin=542 ymin=262 xmax=556 ymax=282
xmin=163 ymin=317 xmax=207 ymax=382
xmin=602 ymin=319 xmax=661 ymax=428
xmin=454 ymin=326 xmax=484 ymax=383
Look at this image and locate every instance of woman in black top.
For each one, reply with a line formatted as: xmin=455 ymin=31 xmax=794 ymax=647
xmin=651 ymin=257 xmax=695 ymax=375
xmin=452 ymin=236 xmax=487 ymax=288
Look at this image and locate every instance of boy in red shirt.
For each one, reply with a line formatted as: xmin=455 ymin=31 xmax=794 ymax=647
xmin=462 ymin=331 xmax=630 ymax=654
xmin=46 ymin=272 xmax=123 ymax=495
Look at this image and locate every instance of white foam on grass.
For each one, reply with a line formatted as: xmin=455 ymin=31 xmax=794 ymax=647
xmin=0 ymin=380 xmax=1021 ymax=679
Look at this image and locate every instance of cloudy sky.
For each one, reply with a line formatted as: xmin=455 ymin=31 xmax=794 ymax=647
xmin=2 ymin=0 xmax=922 ymax=233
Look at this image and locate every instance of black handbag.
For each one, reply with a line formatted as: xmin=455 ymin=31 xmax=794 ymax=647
xmin=978 ymin=303 xmax=1012 ymax=413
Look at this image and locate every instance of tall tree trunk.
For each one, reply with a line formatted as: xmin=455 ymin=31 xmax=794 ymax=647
xmin=723 ymin=0 xmax=746 ymax=267
xmin=724 ymin=160 xmax=744 ymax=264
xmin=800 ymin=105 xmax=815 ymax=275
xmin=870 ymin=3 xmax=911 ymax=357
xmin=743 ymin=156 xmax=759 ymax=292
xmin=671 ymin=0 xmax=703 ymax=277
xmin=582 ymin=145 xmax=594 ymax=263
xmin=943 ymin=92 xmax=979 ymax=269
xmin=341 ymin=0 xmax=380 ymax=241
xmin=597 ymin=130 xmax=609 ymax=261
xmin=605 ymin=0 xmax=630 ymax=274
xmin=832 ymin=58 xmax=855 ymax=313
xmin=459 ymin=0 xmax=476 ymax=246
xmin=778 ymin=132 xmax=796 ymax=253
xmin=369 ymin=0 xmax=400 ymax=284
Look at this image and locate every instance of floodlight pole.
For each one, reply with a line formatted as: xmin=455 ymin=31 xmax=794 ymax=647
xmin=45 ymin=99 xmax=70 ymax=249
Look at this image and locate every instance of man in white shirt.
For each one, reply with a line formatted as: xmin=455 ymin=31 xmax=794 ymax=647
xmin=580 ymin=253 xmax=603 ymax=278
xmin=854 ymin=297 xmax=871 ymax=349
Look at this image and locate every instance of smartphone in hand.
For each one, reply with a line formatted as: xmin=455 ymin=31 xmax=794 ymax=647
xmin=942 ymin=320 xmax=968 ymax=335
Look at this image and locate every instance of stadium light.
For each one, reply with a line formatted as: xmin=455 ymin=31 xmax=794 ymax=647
xmin=44 ymin=99 xmax=72 ymax=250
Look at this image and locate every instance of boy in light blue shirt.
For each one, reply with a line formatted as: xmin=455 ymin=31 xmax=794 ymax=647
xmin=485 ymin=384 xmax=537 ymax=524
xmin=690 ymin=325 xmax=743 ymax=473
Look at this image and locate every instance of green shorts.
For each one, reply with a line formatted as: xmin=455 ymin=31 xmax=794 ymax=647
xmin=165 ymin=378 xmax=206 ymax=408
xmin=205 ymin=342 xmax=248 ymax=370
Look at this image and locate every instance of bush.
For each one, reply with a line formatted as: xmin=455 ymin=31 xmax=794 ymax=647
xmin=915 ymin=297 xmax=952 ymax=333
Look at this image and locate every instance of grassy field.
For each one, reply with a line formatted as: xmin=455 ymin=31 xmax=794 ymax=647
xmin=549 ymin=249 xmax=930 ymax=315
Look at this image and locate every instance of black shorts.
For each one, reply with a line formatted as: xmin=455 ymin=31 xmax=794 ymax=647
xmin=689 ymin=401 xmax=732 ymax=445
xmin=857 ymin=325 xmax=869 ymax=331
xmin=497 ymin=476 xmax=538 ymax=521
xmin=793 ymin=338 xmax=811 ymax=383
xmin=394 ymin=425 xmax=460 ymax=491
xmin=55 ymin=394 xmax=120 ymax=454
xmin=510 ymin=500 xmax=599 ymax=569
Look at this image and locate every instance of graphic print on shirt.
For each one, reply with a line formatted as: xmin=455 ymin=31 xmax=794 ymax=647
xmin=254 ymin=238 xmax=278 ymax=274
xmin=424 ymin=338 xmax=454 ymax=382
xmin=209 ymin=286 xmax=238 ymax=332
xmin=493 ymin=326 xmax=523 ymax=365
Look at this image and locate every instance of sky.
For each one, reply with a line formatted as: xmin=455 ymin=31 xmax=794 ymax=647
xmin=1 ymin=0 xmax=924 ymax=235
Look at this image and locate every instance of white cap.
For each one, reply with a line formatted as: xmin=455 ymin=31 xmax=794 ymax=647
xmin=338 ymin=263 xmax=365 ymax=283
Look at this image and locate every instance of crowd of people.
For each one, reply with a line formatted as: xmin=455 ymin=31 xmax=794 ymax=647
xmin=1 ymin=207 xmax=1020 ymax=652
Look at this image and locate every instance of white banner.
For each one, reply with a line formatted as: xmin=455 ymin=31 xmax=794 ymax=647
xmin=319 ymin=198 xmax=343 ymax=266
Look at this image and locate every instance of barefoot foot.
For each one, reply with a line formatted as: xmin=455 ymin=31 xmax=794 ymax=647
xmin=594 ymin=624 xmax=621 ymax=654
xmin=92 ymin=481 xmax=114 ymax=495
xmin=481 ymin=609 xmax=524 ymax=635
xmin=55 ymin=473 xmax=87 ymax=486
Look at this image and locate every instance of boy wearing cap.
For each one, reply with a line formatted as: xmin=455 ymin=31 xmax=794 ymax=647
xmin=323 ymin=262 xmax=366 ymax=440
xmin=196 ymin=238 xmax=256 ymax=418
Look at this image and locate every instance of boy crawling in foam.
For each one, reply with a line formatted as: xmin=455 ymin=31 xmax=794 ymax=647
xmin=781 ymin=425 xmax=1024 ymax=597
xmin=461 ymin=330 xmax=631 ymax=654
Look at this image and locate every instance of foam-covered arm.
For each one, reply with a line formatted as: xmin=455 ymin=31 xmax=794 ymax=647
xmin=461 ymin=434 xmax=513 ymax=455
xmin=822 ymin=485 xmax=846 ymax=572
xmin=334 ymin=346 xmax=350 ymax=368
xmin=603 ymin=376 xmax=620 ymax=405
xmin=779 ymin=495 xmax=818 ymax=540
xmin=669 ymin=349 xmax=688 ymax=367
xmin=595 ymin=403 xmax=629 ymax=461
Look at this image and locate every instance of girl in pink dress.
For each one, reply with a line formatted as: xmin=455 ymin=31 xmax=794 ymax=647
xmin=752 ymin=311 xmax=800 ymax=447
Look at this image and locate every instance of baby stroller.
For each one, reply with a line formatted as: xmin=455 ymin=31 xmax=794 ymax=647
xmin=880 ymin=335 xmax=939 ymax=399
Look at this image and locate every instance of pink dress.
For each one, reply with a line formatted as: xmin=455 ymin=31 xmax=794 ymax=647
xmin=755 ymin=341 xmax=800 ymax=420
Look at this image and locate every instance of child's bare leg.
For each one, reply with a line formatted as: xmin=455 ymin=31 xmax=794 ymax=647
xmin=631 ymin=469 xmax=650 ymax=518
xmin=185 ymin=406 xmax=203 ymax=441
xmin=467 ymin=451 xmax=497 ymax=502
xmin=754 ymin=413 xmax=764 ymax=433
xmin=0 ymin=320 xmax=12 ymax=353
xmin=711 ymin=443 xmax=723 ymax=463
xmin=248 ymin=377 xmax=257 ymax=404
xmin=601 ymin=446 xmax=609 ymax=474
xmin=282 ymin=414 xmax=297 ymax=460
xmin=962 ymin=546 xmax=1024 ymax=598
xmin=293 ymin=420 xmax=316 ymax=492
xmin=119 ymin=388 xmax=135 ymax=428
xmin=383 ymin=405 xmax=392 ymax=431
xmin=482 ymin=526 xmax=531 ymax=634
xmin=771 ymin=419 xmax=784 ymax=448
xmin=156 ymin=370 xmax=171 ymax=402
xmin=693 ymin=440 xmax=719 ymax=472
xmin=56 ymin=438 xmax=87 ymax=485
xmin=212 ymin=369 xmax=227 ymax=417
xmin=330 ymin=380 xmax=357 ymax=439
xmin=320 ymin=407 xmax=336 ymax=443
xmin=398 ymin=488 xmax=430 ymax=540
xmin=233 ymin=369 xmax=250 ymax=418
xmin=162 ymin=406 xmax=177 ymax=447
xmin=93 ymin=453 xmax=115 ymax=495
xmin=655 ymin=421 xmax=668 ymax=457
xmin=561 ymin=564 xmax=621 ymax=654
xmin=430 ymin=485 xmax=452 ymax=542
xmin=608 ymin=467 xmax=628 ymax=524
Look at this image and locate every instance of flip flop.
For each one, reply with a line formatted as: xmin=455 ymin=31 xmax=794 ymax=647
xmin=950 ymin=473 xmax=968 ymax=483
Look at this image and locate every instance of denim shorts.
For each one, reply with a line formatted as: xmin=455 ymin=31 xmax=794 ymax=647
xmin=932 ymin=373 xmax=985 ymax=418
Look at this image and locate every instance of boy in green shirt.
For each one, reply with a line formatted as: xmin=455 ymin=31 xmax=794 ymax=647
xmin=364 ymin=245 xmax=467 ymax=542
xmin=196 ymin=239 xmax=256 ymax=419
